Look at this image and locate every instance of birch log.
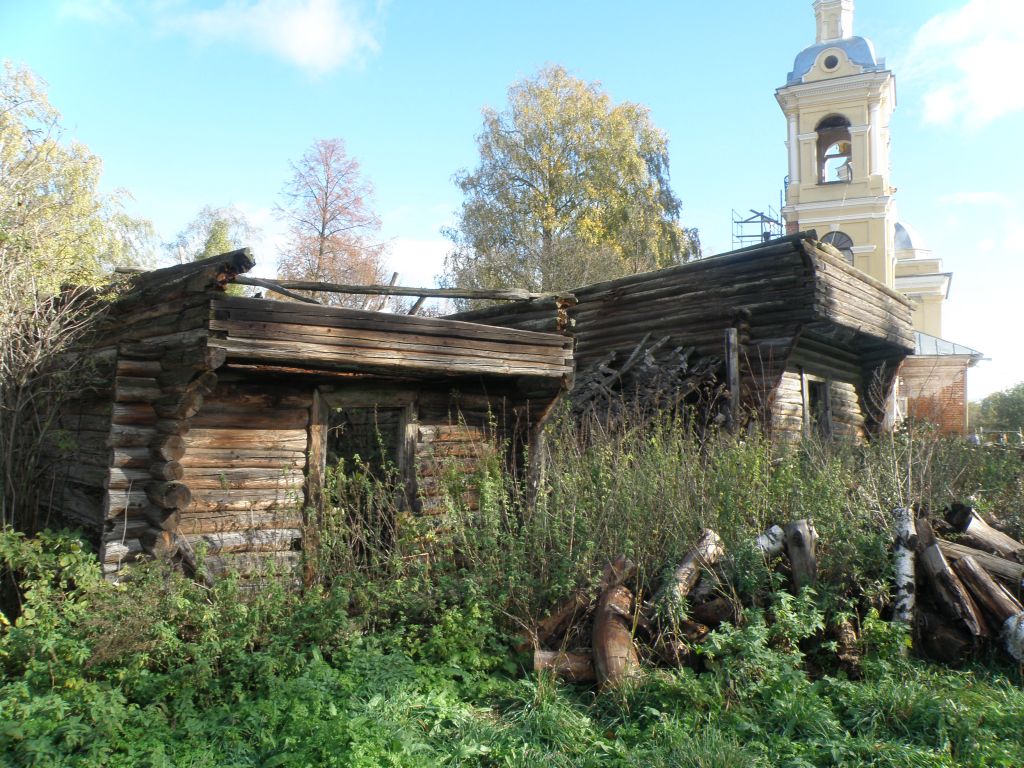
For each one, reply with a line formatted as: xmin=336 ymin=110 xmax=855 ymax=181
xmin=893 ymin=507 xmax=917 ymax=624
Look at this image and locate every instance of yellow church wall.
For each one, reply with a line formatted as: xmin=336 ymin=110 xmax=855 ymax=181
xmin=912 ymin=297 xmax=943 ymax=338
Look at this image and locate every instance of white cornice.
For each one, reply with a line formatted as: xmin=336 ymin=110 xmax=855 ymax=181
xmin=789 ymin=195 xmax=892 ymax=211
xmin=896 ymin=273 xmax=951 ymax=298
xmin=799 ymin=212 xmax=890 ymax=223
xmin=775 ymin=72 xmax=893 ymax=110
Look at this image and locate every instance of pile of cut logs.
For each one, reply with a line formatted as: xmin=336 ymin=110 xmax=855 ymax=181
xmin=909 ymin=503 xmax=1024 ymax=665
xmin=523 ymin=505 xmax=1024 ymax=690
xmin=571 ymin=333 xmax=722 ymax=421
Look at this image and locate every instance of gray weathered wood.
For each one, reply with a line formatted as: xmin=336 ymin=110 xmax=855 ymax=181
xmin=234 ymin=276 xmax=562 ymax=302
xmin=533 ymin=649 xmax=596 ymax=683
xmin=785 ymin=519 xmax=818 ymax=591
xmin=945 ymin=503 xmax=1024 ymax=562
xmin=916 ymin=517 xmax=988 ymax=637
xmin=592 ymin=585 xmax=640 ymax=689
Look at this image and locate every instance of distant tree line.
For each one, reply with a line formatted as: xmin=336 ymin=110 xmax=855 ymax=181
xmin=972 ymin=383 xmax=1024 ymax=434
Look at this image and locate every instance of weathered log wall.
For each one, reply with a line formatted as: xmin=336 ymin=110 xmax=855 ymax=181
xmin=449 ymin=234 xmax=913 ymax=436
xmin=175 ymin=375 xmax=309 ymax=577
xmin=40 ymin=248 xmax=571 ymax=579
xmin=771 ymin=335 xmax=868 ymax=442
xmin=210 ymin=296 xmax=573 ymax=380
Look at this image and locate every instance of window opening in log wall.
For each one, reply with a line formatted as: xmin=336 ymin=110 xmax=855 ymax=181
xmin=806 ymin=378 xmax=834 ymax=440
xmin=326 ymin=406 xmax=405 ymax=482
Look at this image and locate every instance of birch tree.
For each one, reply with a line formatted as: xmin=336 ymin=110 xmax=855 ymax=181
xmin=444 ymin=65 xmax=698 ymax=300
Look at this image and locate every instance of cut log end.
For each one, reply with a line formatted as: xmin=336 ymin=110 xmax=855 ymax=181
xmin=533 ymin=649 xmax=596 ymax=683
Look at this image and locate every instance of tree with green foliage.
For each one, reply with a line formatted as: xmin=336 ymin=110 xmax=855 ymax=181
xmin=166 ymin=205 xmax=258 ymax=264
xmin=0 ymin=61 xmax=153 ymax=527
xmin=443 ymin=65 xmax=699 ymax=298
xmin=974 ymin=382 xmax=1024 ymax=433
xmin=0 ymin=61 xmax=153 ymax=294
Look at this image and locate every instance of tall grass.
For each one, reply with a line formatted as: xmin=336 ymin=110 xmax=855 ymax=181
xmin=1 ymin=412 xmax=1023 ymax=765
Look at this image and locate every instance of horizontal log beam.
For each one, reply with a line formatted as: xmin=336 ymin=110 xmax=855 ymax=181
xmin=233 ymin=276 xmax=567 ymax=302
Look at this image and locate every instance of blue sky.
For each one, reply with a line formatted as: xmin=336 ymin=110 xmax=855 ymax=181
xmin=2 ymin=0 xmax=1021 ymax=399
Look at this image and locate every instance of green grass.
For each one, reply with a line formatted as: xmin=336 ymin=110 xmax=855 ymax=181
xmin=2 ymin=416 xmax=1023 ymax=766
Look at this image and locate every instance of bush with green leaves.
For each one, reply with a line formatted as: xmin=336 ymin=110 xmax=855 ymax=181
xmin=2 ymin=413 xmax=1024 ymax=765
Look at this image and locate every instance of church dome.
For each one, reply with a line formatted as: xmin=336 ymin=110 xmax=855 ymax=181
xmin=894 ymin=221 xmax=929 ymax=252
xmin=786 ymin=37 xmax=885 ymax=85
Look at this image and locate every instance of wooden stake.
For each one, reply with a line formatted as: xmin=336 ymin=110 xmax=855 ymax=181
xmin=784 ymin=519 xmax=818 ymax=592
xmin=724 ymin=327 xmax=740 ymax=430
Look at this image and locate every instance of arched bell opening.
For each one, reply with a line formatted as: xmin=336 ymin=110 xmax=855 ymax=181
xmin=816 ymin=115 xmax=852 ymax=184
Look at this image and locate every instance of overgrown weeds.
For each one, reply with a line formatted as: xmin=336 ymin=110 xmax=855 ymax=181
xmin=1 ymin=413 xmax=1023 ymax=765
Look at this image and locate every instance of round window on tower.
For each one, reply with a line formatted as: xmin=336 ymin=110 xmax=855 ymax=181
xmin=823 ymin=54 xmax=839 ymax=70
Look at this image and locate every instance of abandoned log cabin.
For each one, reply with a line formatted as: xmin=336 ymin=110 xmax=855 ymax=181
xmin=450 ymin=232 xmax=915 ymax=441
xmin=44 ymin=249 xmax=574 ymax=577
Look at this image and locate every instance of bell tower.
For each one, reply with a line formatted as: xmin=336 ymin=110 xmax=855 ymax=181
xmin=776 ymin=0 xmax=896 ymax=286
xmin=775 ymin=2 xmax=981 ymax=435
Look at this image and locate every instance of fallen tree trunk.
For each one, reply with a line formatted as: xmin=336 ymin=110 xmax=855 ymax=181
xmin=592 ymin=585 xmax=640 ymax=689
xmin=952 ymin=555 xmax=1024 ymax=662
xmin=937 ymin=539 xmax=1024 ymax=589
xmin=893 ymin=506 xmax=916 ymax=625
xmin=601 ymin=554 xmax=638 ymax=591
xmin=533 ymin=649 xmax=596 ymax=683
xmin=515 ymin=592 xmax=592 ymax=653
xmin=784 ymin=519 xmax=817 ymax=592
xmin=945 ymin=502 xmax=1024 ymax=563
xmin=516 ymin=555 xmax=636 ymax=653
xmin=916 ymin=517 xmax=988 ymax=638
xmin=656 ymin=529 xmax=725 ymax=609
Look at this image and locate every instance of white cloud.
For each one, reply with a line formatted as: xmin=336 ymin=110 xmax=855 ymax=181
xmin=62 ymin=0 xmax=381 ymax=74
xmin=907 ymin=0 xmax=1024 ymax=128
xmin=169 ymin=0 xmax=380 ymax=75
